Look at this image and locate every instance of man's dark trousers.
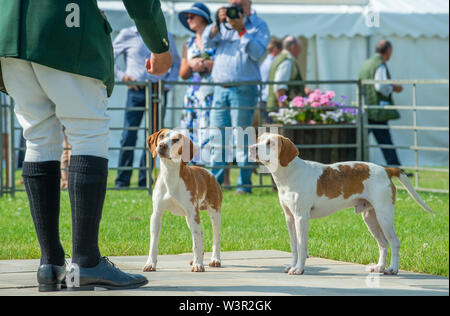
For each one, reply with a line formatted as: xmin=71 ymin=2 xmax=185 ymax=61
xmin=116 ymin=89 xmax=147 ymax=187
xmin=368 ymin=119 xmax=401 ymax=166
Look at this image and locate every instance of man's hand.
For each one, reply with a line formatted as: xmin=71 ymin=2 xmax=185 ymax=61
xmin=393 ymin=84 xmax=403 ymax=93
xmin=304 ymin=87 xmax=313 ymax=96
xmin=146 ymin=51 xmax=173 ymax=77
xmin=210 ymin=7 xmax=228 ymax=38
xmin=122 ymin=74 xmax=140 ymax=91
xmin=218 ymin=7 xmax=228 ymax=24
xmin=227 ymin=14 xmax=245 ymax=33
xmin=189 ymin=58 xmax=206 ymax=73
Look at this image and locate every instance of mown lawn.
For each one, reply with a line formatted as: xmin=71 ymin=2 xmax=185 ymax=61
xmin=0 ymin=168 xmax=448 ymax=276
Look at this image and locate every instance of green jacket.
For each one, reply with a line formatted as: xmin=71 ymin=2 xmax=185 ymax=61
xmin=267 ymin=50 xmax=304 ymax=110
xmin=359 ymin=54 xmax=400 ymax=122
xmin=0 ymin=0 xmax=169 ymax=97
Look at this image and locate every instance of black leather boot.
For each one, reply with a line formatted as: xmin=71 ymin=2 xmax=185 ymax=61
xmin=37 ymin=263 xmax=67 ymax=292
xmin=66 ymin=257 xmax=148 ymax=291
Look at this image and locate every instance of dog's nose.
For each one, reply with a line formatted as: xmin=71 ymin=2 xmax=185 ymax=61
xmin=160 ymin=143 xmax=168 ymax=150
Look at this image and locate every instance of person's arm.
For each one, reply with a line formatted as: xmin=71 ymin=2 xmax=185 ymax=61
xmin=112 ymin=29 xmax=140 ymax=90
xmin=122 ymin=0 xmax=168 ymax=53
xmin=164 ymin=34 xmax=181 ymax=87
xmin=179 ymin=42 xmax=193 ymax=80
xmin=229 ymin=18 xmax=270 ymax=62
xmin=122 ymin=0 xmax=172 ymax=75
xmin=202 ymin=23 xmax=222 ymax=50
xmin=112 ymin=29 xmax=129 ymax=81
xmin=274 ymin=60 xmax=292 ymax=107
xmin=374 ymin=64 xmax=393 ymax=98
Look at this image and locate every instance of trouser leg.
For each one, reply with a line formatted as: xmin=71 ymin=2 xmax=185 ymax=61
xmin=1 ymin=57 xmax=65 ymax=265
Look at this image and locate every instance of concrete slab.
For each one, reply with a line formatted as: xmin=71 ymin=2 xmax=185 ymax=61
xmin=0 ymin=251 xmax=448 ymax=296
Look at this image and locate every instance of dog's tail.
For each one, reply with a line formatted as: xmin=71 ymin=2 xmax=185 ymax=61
xmin=387 ymin=168 xmax=434 ymax=215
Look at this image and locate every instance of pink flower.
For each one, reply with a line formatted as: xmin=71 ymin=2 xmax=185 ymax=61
xmin=309 ymin=120 xmax=317 ymax=125
xmin=314 ymin=89 xmax=322 ymax=95
xmin=320 ymin=95 xmax=330 ymax=105
xmin=292 ymin=96 xmax=305 ymax=108
xmin=309 ymin=93 xmax=320 ymax=103
xmin=325 ymin=91 xmax=336 ymax=100
xmin=311 ymin=102 xmax=321 ymax=108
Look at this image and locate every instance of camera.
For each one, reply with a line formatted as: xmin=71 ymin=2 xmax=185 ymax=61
xmin=226 ymin=4 xmax=244 ymax=20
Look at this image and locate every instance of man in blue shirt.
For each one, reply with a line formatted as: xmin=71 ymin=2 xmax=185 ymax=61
xmin=113 ymin=28 xmax=181 ymax=188
xmin=203 ymin=0 xmax=270 ymax=194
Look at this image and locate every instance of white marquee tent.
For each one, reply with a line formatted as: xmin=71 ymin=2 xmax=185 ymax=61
xmin=98 ymin=0 xmax=449 ymax=167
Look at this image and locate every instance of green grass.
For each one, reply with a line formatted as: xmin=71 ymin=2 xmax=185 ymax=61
xmin=0 ymin=169 xmax=448 ymax=276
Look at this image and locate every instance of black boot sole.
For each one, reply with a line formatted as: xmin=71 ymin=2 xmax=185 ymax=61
xmin=38 ymin=283 xmax=64 ymax=292
xmin=66 ymin=279 xmax=148 ymax=291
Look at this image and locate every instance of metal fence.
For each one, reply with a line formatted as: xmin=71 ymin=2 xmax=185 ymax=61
xmin=361 ymin=79 xmax=449 ymax=194
xmin=1 ymin=79 xmax=448 ymax=196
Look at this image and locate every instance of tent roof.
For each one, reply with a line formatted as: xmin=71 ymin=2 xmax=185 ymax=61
xmin=99 ymin=0 xmax=449 ymax=38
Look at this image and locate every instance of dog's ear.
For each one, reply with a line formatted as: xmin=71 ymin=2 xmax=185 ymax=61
xmin=278 ymin=135 xmax=299 ymax=167
xmin=147 ymin=129 xmax=169 ymax=158
xmin=178 ymin=135 xmax=197 ymax=164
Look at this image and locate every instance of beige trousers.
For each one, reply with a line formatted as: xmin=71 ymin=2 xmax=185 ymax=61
xmin=0 ymin=57 xmax=110 ymax=162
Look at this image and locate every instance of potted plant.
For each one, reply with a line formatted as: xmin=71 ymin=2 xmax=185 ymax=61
xmin=267 ymin=89 xmax=358 ymax=163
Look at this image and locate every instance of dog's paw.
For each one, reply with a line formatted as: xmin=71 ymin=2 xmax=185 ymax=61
xmin=384 ymin=267 xmax=398 ymax=275
xmin=288 ymin=267 xmax=305 ymax=275
xmin=209 ymin=260 xmax=221 ymax=268
xmin=284 ymin=265 xmax=295 ymax=273
xmin=191 ymin=264 xmax=205 ymax=272
xmin=143 ymin=264 xmax=157 ymax=272
xmin=367 ymin=264 xmax=385 ymax=274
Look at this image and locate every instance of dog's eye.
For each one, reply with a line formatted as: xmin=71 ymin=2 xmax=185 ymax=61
xmin=266 ymin=140 xmax=271 ymax=146
xmin=159 ymin=135 xmax=164 ymax=139
xmin=172 ymin=139 xmax=179 ymax=144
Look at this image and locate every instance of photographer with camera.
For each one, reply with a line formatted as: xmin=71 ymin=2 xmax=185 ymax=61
xmin=203 ymin=0 xmax=270 ymax=194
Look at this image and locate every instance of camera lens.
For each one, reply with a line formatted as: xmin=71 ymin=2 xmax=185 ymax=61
xmin=226 ymin=7 xmax=239 ymax=20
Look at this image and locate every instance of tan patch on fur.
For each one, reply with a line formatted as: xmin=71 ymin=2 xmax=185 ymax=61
xmin=180 ymin=164 xmax=222 ymax=224
xmin=147 ymin=129 xmax=170 ymax=158
xmin=278 ymin=135 xmax=299 ymax=167
xmin=317 ymin=163 xmax=371 ymax=199
xmin=385 ymin=168 xmax=403 ymax=204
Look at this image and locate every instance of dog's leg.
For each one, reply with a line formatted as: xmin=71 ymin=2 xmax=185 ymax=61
xmin=208 ymin=208 xmax=221 ymax=268
xmin=185 ymin=209 xmax=205 ymax=272
xmin=289 ymin=213 xmax=309 ymax=275
xmin=374 ymin=204 xmax=400 ymax=275
xmin=362 ymin=208 xmax=388 ymax=274
xmin=143 ymin=206 xmax=164 ymax=272
xmin=282 ymin=205 xmax=298 ymax=273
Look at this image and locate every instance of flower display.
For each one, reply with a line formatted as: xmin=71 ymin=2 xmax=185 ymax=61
xmin=269 ymin=89 xmax=357 ymax=125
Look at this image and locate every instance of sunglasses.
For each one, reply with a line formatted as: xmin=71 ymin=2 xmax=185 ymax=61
xmin=185 ymin=14 xmax=198 ymax=20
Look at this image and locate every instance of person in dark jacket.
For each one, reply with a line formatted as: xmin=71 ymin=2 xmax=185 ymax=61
xmin=0 ymin=0 xmax=172 ymax=292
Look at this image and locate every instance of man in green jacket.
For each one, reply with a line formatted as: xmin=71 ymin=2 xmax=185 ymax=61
xmin=0 ymin=0 xmax=172 ymax=292
xmin=359 ymin=40 xmax=403 ymax=167
xmin=267 ymin=36 xmax=311 ymax=110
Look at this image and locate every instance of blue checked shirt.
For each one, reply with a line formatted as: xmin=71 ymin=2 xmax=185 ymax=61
xmin=113 ymin=26 xmax=181 ymax=86
xmin=202 ymin=12 xmax=270 ymax=83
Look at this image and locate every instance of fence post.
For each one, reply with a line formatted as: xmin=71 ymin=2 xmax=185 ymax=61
xmin=356 ymin=80 xmax=363 ymax=161
xmin=8 ymin=98 xmax=15 ymax=197
xmin=361 ymin=82 xmax=370 ymax=162
xmin=158 ymin=80 xmax=164 ymax=132
xmin=145 ymin=80 xmax=153 ymax=196
xmin=0 ymin=98 xmax=3 ymax=197
xmin=412 ymin=83 xmax=419 ymax=189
